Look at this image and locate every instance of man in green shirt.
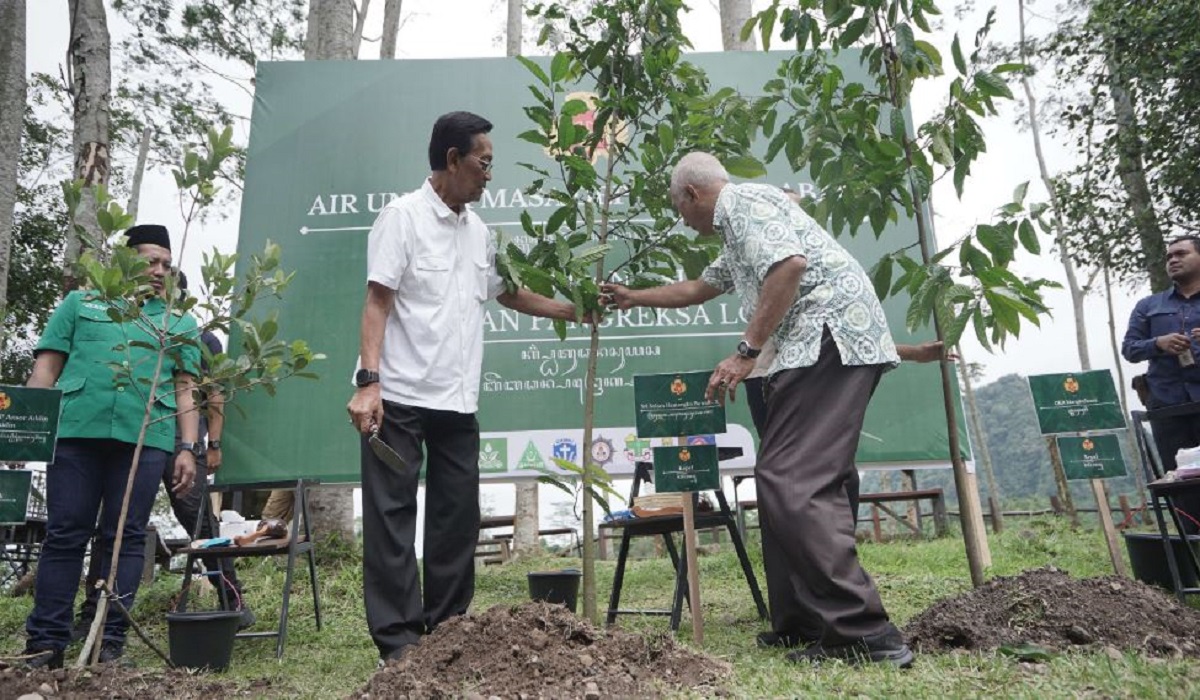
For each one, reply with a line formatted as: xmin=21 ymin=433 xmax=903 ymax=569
xmin=22 ymin=224 xmax=202 ymax=668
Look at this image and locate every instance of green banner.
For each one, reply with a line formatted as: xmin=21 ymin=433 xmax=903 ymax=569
xmin=634 ymin=371 xmax=726 ymax=439
xmin=0 ymin=385 xmax=62 ymax=463
xmin=0 ymin=470 xmax=33 ymax=525
xmin=652 ymin=444 xmax=720 ymax=493
xmin=1028 ymin=371 xmax=1125 ymax=435
xmin=221 ymin=54 xmax=971 ymax=486
xmin=1055 ymin=434 xmax=1128 ymax=480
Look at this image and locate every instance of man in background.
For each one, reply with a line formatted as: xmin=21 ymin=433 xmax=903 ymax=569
xmin=1123 ymin=235 xmax=1200 ymax=531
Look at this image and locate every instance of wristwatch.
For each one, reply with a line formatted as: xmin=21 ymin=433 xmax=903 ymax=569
xmin=207 ymin=440 xmax=222 ymax=450
xmin=736 ymin=340 xmax=762 ymax=359
xmin=178 ymin=441 xmax=201 ymax=456
xmin=355 ymin=369 xmax=380 ymax=387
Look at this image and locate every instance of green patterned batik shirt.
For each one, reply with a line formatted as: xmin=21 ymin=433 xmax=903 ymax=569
xmin=700 ymin=183 xmax=900 ymax=375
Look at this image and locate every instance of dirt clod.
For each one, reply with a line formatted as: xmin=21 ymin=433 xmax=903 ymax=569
xmin=905 ymin=567 xmax=1200 ymax=657
xmin=355 ymin=602 xmax=729 ymax=699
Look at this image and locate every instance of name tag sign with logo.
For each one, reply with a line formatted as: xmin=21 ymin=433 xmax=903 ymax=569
xmin=0 ymin=385 xmax=63 ymax=463
xmin=1055 ymin=434 xmax=1128 ymax=480
xmin=652 ymin=445 xmax=720 ymax=493
xmin=0 ymin=469 xmax=34 ymax=525
xmin=1028 ymin=371 xmax=1125 ymax=435
xmin=634 ymin=371 xmax=726 ymax=439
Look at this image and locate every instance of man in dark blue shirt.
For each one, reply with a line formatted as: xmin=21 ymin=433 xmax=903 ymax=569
xmin=1123 ymin=235 xmax=1200 ymax=530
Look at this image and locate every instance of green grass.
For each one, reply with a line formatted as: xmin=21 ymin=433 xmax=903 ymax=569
xmin=4 ymin=517 xmax=1200 ymax=698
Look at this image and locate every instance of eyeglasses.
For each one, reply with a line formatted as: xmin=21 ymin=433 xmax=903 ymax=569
xmin=469 ymin=154 xmax=494 ymax=173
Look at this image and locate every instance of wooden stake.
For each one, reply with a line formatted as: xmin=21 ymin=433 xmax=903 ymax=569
xmin=681 ymin=492 xmax=703 ymax=645
xmin=1091 ymin=478 xmax=1128 ymax=576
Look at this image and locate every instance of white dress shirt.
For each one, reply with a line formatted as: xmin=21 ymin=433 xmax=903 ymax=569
xmin=364 ymin=179 xmax=505 ymax=414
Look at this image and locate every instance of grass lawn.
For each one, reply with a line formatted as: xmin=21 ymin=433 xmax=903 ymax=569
xmin=3 ymin=516 xmax=1199 ymax=698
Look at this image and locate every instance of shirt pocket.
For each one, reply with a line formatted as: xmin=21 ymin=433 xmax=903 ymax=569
xmin=413 ymin=255 xmax=451 ymax=301
xmin=1146 ymin=307 xmax=1184 ymax=337
xmin=75 ymin=304 xmax=120 ymax=343
xmin=148 ymin=388 xmax=179 ymax=443
xmin=56 ymin=376 xmax=87 ymax=415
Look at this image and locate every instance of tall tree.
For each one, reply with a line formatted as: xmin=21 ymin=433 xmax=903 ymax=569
xmin=0 ymin=0 xmax=25 ymax=346
xmin=719 ymin=0 xmax=754 ymax=51
xmin=64 ymin=0 xmax=112 ymax=290
xmin=304 ymin=0 xmax=358 ymax=544
xmin=381 ymin=0 xmax=404 ymax=59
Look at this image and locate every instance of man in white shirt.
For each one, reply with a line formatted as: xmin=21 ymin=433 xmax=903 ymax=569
xmin=346 ymin=111 xmax=581 ymax=663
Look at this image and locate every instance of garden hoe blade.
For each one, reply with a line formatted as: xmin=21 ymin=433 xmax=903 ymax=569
xmin=370 ymin=430 xmax=408 ymax=472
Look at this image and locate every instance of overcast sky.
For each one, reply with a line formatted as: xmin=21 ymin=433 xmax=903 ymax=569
xmin=22 ymin=0 xmax=1151 ymax=403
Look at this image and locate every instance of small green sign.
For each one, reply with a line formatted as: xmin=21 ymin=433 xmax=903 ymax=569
xmin=1028 ymin=371 xmax=1125 ymax=435
xmin=634 ymin=371 xmax=726 ymax=439
xmin=1056 ymin=434 xmax=1128 ymax=480
xmin=0 ymin=470 xmax=34 ymax=525
xmin=479 ymin=438 xmax=508 ymax=474
xmin=652 ymin=444 xmax=720 ymax=493
xmin=0 ymin=385 xmax=63 ymax=462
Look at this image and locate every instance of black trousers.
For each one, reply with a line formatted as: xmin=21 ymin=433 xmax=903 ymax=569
xmin=361 ymin=399 xmax=480 ymax=659
xmin=755 ymin=331 xmax=892 ymax=644
xmin=1150 ymin=411 xmax=1200 ymax=534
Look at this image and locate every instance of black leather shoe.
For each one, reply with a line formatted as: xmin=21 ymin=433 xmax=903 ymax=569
xmin=756 ymin=630 xmax=817 ymax=649
xmin=237 ymin=605 xmax=257 ymax=631
xmin=23 ymin=647 xmax=64 ymax=669
xmin=97 ymin=641 xmax=125 ymax=664
xmin=787 ymin=624 xmax=914 ymax=668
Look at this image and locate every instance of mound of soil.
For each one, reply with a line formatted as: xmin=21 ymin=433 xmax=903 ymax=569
xmin=905 ymin=566 xmax=1200 ymax=657
xmin=0 ymin=661 xmax=261 ymax=699
xmin=354 ymin=602 xmax=730 ymax=699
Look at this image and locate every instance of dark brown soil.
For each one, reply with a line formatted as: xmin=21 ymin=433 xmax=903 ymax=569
xmin=353 ymin=602 xmax=730 ymax=699
xmin=905 ymin=566 xmax=1200 ymax=657
xmin=0 ymin=661 xmax=263 ymax=700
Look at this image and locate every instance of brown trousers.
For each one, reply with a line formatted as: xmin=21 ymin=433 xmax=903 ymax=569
xmin=757 ymin=330 xmax=892 ymax=644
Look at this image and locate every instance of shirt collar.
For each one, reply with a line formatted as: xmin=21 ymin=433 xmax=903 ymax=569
xmin=421 ymin=178 xmax=468 ymax=221
xmin=712 ymin=183 xmax=734 ymax=240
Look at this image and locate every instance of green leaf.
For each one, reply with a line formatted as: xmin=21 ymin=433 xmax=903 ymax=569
xmin=1012 ymin=181 xmax=1029 ymax=205
xmin=550 ymin=52 xmax=571 ymax=83
xmin=975 ymin=71 xmax=1014 ymax=100
xmin=546 ymin=206 xmax=570 ymax=236
xmin=894 ymin=23 xmax=917 ymax=65
xmin=870 ymin=255 xmax=893 ymax=299
xmin=657 ymin=122 xmax=675 ymax=155
xmin=951 ymin=34 xmax=967 ymax=75
xmin=1018 ymin=219 xmax=1041 ymax=255
xmin=724 ymin=155 xmax=767 ymax=179
xmin=890 ymin=109 xmax=907 ymax=140
xmin=976 ymin=224 xmax=1015 ymax=266
xmin=998 ymin=643 xmax=1055 ymax=663
xmin=839 ymin=16 xmax=870 ymax=47
xmin=517 ymin=55 xmax=549 ymax=86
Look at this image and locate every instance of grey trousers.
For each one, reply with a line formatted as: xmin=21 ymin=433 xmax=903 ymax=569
xmin=757 ymin=331 xmax=892 ymax=644
xmin=361 ymin=399 xmax=481 ymax=659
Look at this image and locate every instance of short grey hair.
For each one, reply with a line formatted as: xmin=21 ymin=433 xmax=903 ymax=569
xmin=670 ymin=152 xmax=729 ymax=199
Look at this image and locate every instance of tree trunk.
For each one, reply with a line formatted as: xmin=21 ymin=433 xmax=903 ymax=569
xmin=506 ymin=0 xmax=523 ymax=58
xmin=65 ymin=0 xmax=112 ymax=291
xmin=306 ymin=0 xmax=355 ymax=61
xmin=127 ymin=127 xmax=152 ymax=221
xmin=304 ymin=0 xmax=357 ymax=544
xmin=1106 ymin=56 xmax=1167 ymax=292
xmin=351 ymin=0 xmax=372 ymax=59
xmin=956 ymin=352 xmax=1003 ymax=533
xmin=0 ymin=0 xmax=26 ymax=337
xmin=380 ymin=0 xmax=403 ymax=59
xmin=719 ymin=0 xmax=755 ymax=51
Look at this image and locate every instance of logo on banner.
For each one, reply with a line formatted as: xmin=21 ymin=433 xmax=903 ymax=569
xmin=590 ymin=436 xmax=614 ymax=466
xmin=552 ymin=438 xmax=578 ymax=465
xmin=516 ymin=441 xmax=547 ymax=471
xmin=670 ymin=376 xmax=687 ymax=396
xmin=1063 ymin=376 xmax=1080 ymax=394
xmin=624 ymin=434 xmax=652 ymax=463
xmin=479 ymin=439 xmax=508 ymax=474
xmin=1082 ymin=438 xmax=1094 ymax=451
xmin=679 ymin=448 xmax=691 ymax=462
xmin=0 ymin=392 xmax=10 ymax=411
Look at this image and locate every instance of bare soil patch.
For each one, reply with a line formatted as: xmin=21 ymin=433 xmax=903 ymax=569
xmin=0 ymin=660 xmax=263 ymax=700
xmin=354 ymin=602 xmax=730 ymax=699
xmin=905 ymin=566 xmax=1200 ymax=657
